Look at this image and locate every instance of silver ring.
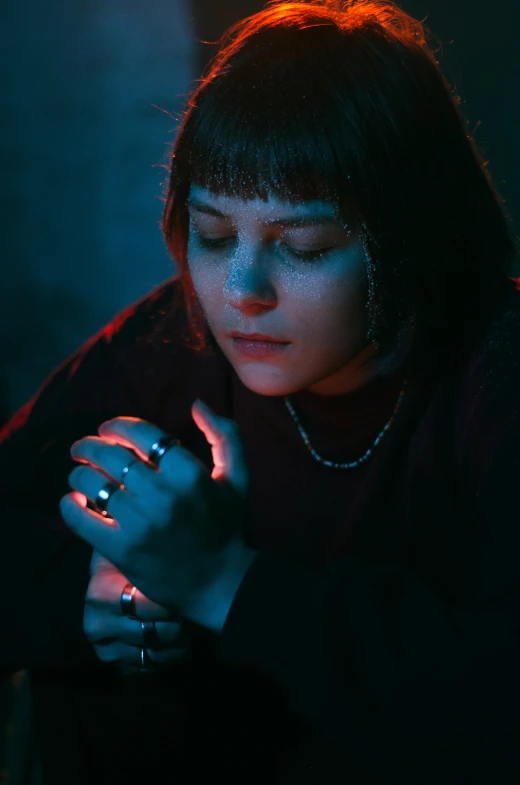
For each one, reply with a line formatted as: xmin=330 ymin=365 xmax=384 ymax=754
xmin=147 ymin=435 xmax=181 ymax=468
xmin=120 ymin=584 xmax=138 ymax=617
xmin=141 ymin=621 xmax=160 ymax=649
xmin=120 ymin=458 xmax=140 ymax=485
xmin=93 ymin=480 xmax=120 ymax=516
xmin=139 ymin=647 xmax=152 ymax=673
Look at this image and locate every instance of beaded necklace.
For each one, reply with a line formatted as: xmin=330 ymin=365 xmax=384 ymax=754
xmin=283 ymin=376 xmax=408 ymax=469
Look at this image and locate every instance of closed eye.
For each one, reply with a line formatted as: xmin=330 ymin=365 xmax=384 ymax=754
xmin=194 ymin=234 xmax=335 ymax=262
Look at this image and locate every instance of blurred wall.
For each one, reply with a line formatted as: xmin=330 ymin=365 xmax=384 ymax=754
xmin=1 ymin=0 xmax=519 ymax=421
xmin=1 ymin=0 xmax=196 ymax=421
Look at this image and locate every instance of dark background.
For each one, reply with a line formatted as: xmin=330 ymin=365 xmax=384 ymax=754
xmin=1 ymin=1 xmax=518 ymax=782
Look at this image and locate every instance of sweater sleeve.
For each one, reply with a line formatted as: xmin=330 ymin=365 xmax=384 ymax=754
xmin=216 ymin=367 xmax=520 ymax=783
xmin=0 ymin=283 xmax=179 ymax=673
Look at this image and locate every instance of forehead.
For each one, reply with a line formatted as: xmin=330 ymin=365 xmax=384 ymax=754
xmin=187 ymin=184 xmax=339 ymax=222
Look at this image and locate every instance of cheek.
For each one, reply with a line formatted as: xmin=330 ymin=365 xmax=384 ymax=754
xmin=186 ymin=252 xmax=223 ymax=311
xmin=284 ymin=265 xmax=368 ymax=340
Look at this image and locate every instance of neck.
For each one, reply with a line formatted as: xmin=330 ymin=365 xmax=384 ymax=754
xmin=305 ymin=345 xmax=379 ymax=397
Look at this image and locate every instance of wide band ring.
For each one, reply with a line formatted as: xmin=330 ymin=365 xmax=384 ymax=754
xmin=120 ymin=584 xmax=138 ymax=617
xmin=94 ymin=481 xmax=121 ymax=516
xmin=147 ymin=435 xmax=181 ymax=468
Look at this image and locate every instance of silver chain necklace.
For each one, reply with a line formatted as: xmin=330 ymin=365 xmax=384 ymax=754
xmin=283 ymin=376 xmax=409 ymax=470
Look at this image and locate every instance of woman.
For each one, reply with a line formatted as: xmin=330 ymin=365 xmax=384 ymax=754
xmin=2 ymin=0 xmax=520 ymax=783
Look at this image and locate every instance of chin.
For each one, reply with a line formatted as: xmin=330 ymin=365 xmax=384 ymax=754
xmin=234 ymin=367 xmax=303 ymax=398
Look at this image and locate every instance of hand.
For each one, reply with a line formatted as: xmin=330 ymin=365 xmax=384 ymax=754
xmin=85 ymin=550 xmax=190 ymax=675
xmin=60 ymin=400 xmax=252 ymax=628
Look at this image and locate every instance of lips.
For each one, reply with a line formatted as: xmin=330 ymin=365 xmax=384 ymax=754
xmin=229 ymin=332 xmax=289 ymax=343
xmin=231 ymin=337 xmax=290 ymax=357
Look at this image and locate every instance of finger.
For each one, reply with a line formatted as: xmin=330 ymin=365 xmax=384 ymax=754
xmin=71 ymin=436 xmax=161 ymax=496
xmin=84 ymin=607 xmax=185 ymax=650
xmin=97 ymin=417 xmax=175 ymax=466
xmin=128 ymin=588 xmax=182 ymax=622
xmin=68 ymin=463 xmax=125 ymax=508
xmin=60 ymin=492 xmax=121 ymax=559
xmin=91 ymin=641 xmax=126 ymax=664
xmin=145 ymin=643 xmax=191 ymax=664
xmin=66 ymin=464 xmax=145 ymax=529
xmin=86 ymin=568 xmax=180 ymax=621
xmin=191 ymin=400 xmax=250 ymax=497
xmin=93 ymin=641 xmax=189 ymax=667
xmin=98 ymin=416 xmax=209 ymax=486
xmin=117 ymin=619 xmax=187 ymax=650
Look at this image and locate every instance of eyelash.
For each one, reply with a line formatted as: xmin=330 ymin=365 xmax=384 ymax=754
xmin=195 ymin=234 xmax=334 ymax=262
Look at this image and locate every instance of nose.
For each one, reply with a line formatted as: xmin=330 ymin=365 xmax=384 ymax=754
xmin=223 ymin=253 xmax=277 ymax=313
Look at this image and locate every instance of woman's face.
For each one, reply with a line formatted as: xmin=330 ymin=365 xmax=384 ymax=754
xmin=186 ymin=184 xmax=378 ymax=397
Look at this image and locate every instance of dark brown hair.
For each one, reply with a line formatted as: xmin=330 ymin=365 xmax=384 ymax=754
xmin=160 ymin=0 xmax=518 ymax=367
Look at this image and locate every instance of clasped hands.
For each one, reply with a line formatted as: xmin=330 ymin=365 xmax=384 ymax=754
xmin=59 ymin=400 xmax=256 ymax=671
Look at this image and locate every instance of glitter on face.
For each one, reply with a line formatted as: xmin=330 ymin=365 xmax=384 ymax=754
xmin=186 ymin=184 xmax=378 ymax=397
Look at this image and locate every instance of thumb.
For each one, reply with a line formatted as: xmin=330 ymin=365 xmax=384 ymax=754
xmin=191 ymin=399 xmax=250 ymax=498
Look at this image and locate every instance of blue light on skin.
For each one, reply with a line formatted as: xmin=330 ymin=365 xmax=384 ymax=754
xmin=186 ymin=184 xmax=383 ymax=398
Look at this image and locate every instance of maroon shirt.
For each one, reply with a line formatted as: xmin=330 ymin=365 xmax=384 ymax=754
xmin=1 ymin=276 xmax=520 ymax=784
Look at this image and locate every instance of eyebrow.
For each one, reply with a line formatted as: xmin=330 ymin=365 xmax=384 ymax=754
xmin=186 ymin=198 xmax=340 ymax=228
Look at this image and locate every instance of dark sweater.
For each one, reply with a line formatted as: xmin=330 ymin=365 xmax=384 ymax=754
xmin=1 ymin=275 xmax=520 ymax=784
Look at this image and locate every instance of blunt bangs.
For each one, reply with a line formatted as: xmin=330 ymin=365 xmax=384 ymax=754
xmin=173 ymin=27 xmax=370 ymax=227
